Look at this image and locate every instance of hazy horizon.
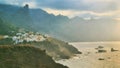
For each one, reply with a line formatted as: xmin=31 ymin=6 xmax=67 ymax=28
xmin=0 ymin=0 xmax=120 ymax=42
xmin=0 ymin=0 xmax=120 ymax=18
xmin=0 ymin=1 xmax=120 ymax=68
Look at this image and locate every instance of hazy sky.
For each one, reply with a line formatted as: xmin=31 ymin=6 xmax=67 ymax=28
xmin=0 ymin=0 xmax=120 ymax=18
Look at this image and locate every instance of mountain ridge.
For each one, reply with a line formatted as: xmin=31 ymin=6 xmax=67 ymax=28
xmin=0 ymin=4 xmax=119 ymax=42
xmin=0 ymin=16 xmax=81 ymax=60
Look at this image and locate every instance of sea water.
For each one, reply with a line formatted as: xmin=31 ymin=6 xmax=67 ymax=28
xmin=56 ymin=41 xmax=120 ymax=68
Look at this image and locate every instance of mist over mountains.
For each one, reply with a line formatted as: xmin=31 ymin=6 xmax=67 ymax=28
xmin=0 ymin=16 xmax=81 ymax=60
xmin=0 ymin=4 xmax=120 ymax=42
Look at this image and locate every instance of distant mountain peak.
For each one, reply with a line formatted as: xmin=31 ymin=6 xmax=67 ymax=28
xmin=23 ymin=4 xmax=29 ymax=9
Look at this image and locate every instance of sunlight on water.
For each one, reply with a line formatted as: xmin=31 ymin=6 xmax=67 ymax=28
xmin=56 ymin=41 xmax=120 ymax=68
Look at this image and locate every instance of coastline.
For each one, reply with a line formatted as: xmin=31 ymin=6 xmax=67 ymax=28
xmin=56 ymin=42 xmax=120 ymax=68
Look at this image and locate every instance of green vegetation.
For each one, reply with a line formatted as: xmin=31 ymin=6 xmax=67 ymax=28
xmin=0 ymin=38 xmax=13 ymax=45
xmin=0 ymin=18 xmax=17 ymax=35
xmin=0 ymin=45 xmax=68 ymax=68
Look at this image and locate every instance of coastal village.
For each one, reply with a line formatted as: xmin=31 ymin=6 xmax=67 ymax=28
xmin=12 ymin=32 xmax=46 ymax=44
xmin=1 ymin=31 xmax=47 ymax=45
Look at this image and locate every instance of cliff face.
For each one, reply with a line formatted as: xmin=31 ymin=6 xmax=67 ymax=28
xmin=0 ymin=36 xmax=81 ymax=60
xmin=30 ymin=37 xmax=81 ymax=60
xmin=0 ymin=45 xmax=68 ymax=68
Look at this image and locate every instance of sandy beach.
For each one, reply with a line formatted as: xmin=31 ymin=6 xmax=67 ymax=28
xmin=56 ymin=42 xmax=120 ymax=68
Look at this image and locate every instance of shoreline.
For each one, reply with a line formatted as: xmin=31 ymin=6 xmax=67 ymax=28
xmin=56 ymin=42 xmax=120 ymax=68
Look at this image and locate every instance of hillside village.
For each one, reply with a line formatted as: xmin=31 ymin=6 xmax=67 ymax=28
xmin=1 ymin=31 xmax=47 ymax=45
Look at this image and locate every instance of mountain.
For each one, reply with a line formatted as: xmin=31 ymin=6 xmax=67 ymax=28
xmin=0 ymin=4 xmax=19 ymax=15
xmin=9 ymin=4 xmax=34 ymax=30
xmin=0 ymin=45 xmax=68 ymax=68
xmin=58 ymin=17 xmax=119 ymax=42
xmin=0 ymin=4 xmax=33 ymax=31
xmin=0 ymin=17 xmax=17 ymax=35
xmin=0 ymin=4 xmax=81 ymax=68
xmin=0 ymin=4 xmax=119 ymax=42
xmin=0 ymin=13 xmax=81 ymax=60
xmin=29 ymin=8 xmax=69 ymax=34
xmin=0 ymin=4 xmax=69 ymax=35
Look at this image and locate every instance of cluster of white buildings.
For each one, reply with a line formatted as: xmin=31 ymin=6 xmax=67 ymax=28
xmin=11 ymin=32 xmax=46 ymax=44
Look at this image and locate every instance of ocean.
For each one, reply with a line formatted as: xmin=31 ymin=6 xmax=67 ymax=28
xmin=56 ymin=41 xmax=120 ymax=68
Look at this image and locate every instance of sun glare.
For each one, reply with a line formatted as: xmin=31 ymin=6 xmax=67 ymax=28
xmin=115 ymin=18 xmax=120 ymax=21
